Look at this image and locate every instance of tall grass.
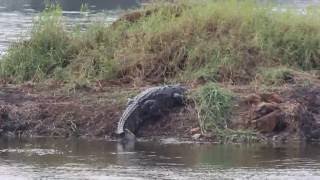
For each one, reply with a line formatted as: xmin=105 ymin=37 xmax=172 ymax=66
xmin=0 ymin=0 xmax=319 ymax=84
xmin=0 ymin=5 xmax=70 ymax=82
xmin=194 ymin=83 xmax=233 ymax=133
xmin=193 ymin=83 xmax=258 ymax=142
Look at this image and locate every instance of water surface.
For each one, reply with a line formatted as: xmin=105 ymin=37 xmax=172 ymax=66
xmin=0 ymin=138 xmax=320 ymax=179
xmin=0 ymin=0 xmax=140 ymax=56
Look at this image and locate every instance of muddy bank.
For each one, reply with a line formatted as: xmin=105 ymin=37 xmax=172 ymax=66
xmin=0 ymin=82 xmax=319 ymax=142
xmin=232 ymin=85 xmax=320 ymax=142
xmin=0 ymin=83 xmax=197 ymax=139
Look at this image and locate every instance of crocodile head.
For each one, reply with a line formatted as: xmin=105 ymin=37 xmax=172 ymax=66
xmin=168 ymin=84 xmax=187 ymax=105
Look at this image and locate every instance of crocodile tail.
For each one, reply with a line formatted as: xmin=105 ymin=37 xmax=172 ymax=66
xmin=115 ymin=128 xmax=136 ymax=142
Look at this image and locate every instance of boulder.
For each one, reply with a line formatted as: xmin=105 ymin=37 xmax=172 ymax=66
xmin=252 ymin=110 xmax=285 ymax=133
xmin=253 ymin=102 xmax=279 ymax=119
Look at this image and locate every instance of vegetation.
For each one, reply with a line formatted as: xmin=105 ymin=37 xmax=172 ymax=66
xmin=193 ymin=83 xmax=258 ymax=142
xmin=193 ymin=83 xmax=233 ymax=134
xmin=0 ymin=0 xmax=319 ymax=84
xmin=257 ymin=67 xmax=295 ymax=85
xmin=0 ymin=5 xmax=70 ymax=82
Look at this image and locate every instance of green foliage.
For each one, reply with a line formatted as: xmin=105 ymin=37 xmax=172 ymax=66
xmin=0 ymin=5 xmax=71 ymax=82
xmin=193 ymin=83 xmax=258 ymax=142
xmin=1 ymin=0 xmax=319 ymax=84
xmin=194 ymin=83 xmax=233 ymax=133
xmin=110 ymin=0 xmax=320 ymax=83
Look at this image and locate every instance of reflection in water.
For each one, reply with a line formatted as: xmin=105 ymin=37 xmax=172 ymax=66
xmin=0 ymin=138 xmax=320 ymax=179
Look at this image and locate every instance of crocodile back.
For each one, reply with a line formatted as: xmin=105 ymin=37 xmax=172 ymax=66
xmin=116 ymin=86 xmax=165 ymax=134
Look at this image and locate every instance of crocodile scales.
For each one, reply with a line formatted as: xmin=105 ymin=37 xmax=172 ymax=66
xmin=116 ymin=85 xmax=186 ymax=138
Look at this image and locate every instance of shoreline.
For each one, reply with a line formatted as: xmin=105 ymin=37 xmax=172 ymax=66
xmin=1 ymin=77 xmax=319 ymax=143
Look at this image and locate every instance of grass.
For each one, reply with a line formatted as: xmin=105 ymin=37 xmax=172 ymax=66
xmin=193 ymin=83 xmax=258 ymax=142
xmin=0 ymin=0 xmax=319 ymax=85
xmin=0 ymin=5 xmax=71 ymax=82
xmin=0 ymin=4 xmax=120 ymax=83
xmin=257 ymin=67 xmax=295 ymax=85
xmin=193 ymin=83 xmax=233 ymax=133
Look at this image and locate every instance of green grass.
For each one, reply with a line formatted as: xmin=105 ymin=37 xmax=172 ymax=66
xmin=193 ymin=83 xmax=233 ymax=133
xmin=193 ymin=83 xmax=258 ymax=142
xmin=0 ymin=0 xmax=319 ymax=84
xmin=0 ymin=5 xmax=71 ymax=82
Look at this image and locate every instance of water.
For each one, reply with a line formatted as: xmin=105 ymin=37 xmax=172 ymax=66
xmin=0 ymin=0 xmax=141 ymax=56
xmin=0 ymin=138 xmax=320 ymax=179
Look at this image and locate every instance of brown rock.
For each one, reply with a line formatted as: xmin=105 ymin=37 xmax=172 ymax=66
xmin=253 ymin=110 xmax=284 ymax=133
xmin=190 ymin=127 xmax=200 ymax=134
xmin=254 ymin=102 xmax=279 ymax=119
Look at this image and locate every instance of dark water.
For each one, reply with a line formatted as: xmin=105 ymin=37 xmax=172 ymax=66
xmin=0 ymin=138 xmax=320 ymax=179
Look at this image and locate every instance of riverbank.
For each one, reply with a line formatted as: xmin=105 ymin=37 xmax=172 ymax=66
xmin=1 ymin=73 xmax=319 ymax=143
xmin=0 ymin=82 xmax=199 ymax=140
xmin=0 ymin=1 xmax=319 ymax=143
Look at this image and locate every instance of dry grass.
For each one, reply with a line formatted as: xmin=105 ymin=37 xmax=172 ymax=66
xmin=1 ymin=1 xmax=319 ymax=85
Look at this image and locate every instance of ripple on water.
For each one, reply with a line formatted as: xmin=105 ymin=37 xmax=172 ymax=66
xmin=0 ymin=148 xmax=63 ymax=156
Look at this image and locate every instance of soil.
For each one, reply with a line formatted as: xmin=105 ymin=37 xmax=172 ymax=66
xmin=0 ymin=76 xmax=319 ymax=143
xmin=0 ymin=82 xmax=198 ymax=140
xmin=229 ymin=74 xmax=320 ymax=142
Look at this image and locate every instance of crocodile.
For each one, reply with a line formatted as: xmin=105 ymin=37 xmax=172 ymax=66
xmin=116 ymin=85 xmax=187 ymax=140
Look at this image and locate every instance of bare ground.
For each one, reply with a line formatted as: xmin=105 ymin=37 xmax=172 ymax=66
xmin=0 ymin=82 xmax=198 ymax=139
xmin=0 ymin=74 xmax=319 ymax=142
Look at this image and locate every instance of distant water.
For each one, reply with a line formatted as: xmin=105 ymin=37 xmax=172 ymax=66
xmin=0 ymin=0 xmax=141 ymax=56
xmin=0 ymin=137 xmax=320 ymax=179
xmin=0 ymin=0 xmax=319 ymax=56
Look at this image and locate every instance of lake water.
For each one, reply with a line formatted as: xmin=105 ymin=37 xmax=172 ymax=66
xmin=0 ymin=138 xmax=320 ymax=179
xmin=0 ymin=0 xmax=320 ymax=56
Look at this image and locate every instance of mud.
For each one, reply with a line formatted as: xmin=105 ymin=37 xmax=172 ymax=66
xmin=0 ymin=84 xmax=119 ymax=138
xmin=0 ymin=83 xmax=197 ymax=139
xmin=0 ymin=81 xmax=319 ymax=142
xmin=233 ymin=85 xmax=320 ymax=142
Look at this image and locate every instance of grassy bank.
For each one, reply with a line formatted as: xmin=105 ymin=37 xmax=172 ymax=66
xmin=1 ymin=1 xmax=319 ymax=84
xmin=0 ymin=1 xmax=319 ymax=141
